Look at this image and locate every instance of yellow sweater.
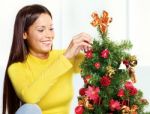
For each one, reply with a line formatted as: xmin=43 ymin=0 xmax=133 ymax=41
xmin=8 ymin=50 xmax=84 ymax=114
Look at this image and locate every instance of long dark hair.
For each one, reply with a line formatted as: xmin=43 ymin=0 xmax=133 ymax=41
xmin=3 ymin=4 xmax=52 ymax=114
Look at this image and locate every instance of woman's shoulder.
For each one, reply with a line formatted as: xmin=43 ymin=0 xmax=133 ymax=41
xmin=8 ymin=62 xmax=24 ymax=73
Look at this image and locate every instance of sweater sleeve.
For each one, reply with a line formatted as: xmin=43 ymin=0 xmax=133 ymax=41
xmin=61 ymin=50 xmax=85 ymax=73
xmin=74 ymin=52 xmax=85 ymax=73
xmin=8 ymin=55 xmax=72 ymax=103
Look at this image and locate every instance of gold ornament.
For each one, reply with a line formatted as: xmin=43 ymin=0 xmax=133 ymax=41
xmin=128 ymin=67 xmax=137 ymax=83
xmin=130 ymin=105 xmax=138 ymax=114
xmin=121 ymin=105 xmax=138 ymax=114
xmin=85 ymin=100 xmax=94 ymax=110
xmin=106 ymin=66 xmax=115 ymax=78
xmin=78 ymin=96 xmax=94 ymax=110
xmin=141 ymin=99 xmax=149 ymax=105
xmin=129 ymin=55 xmax=137 ymax=67
xmin=84 ymin=97 xmax=94 ymax=110
xmin=78 ymin=99 xmax=85 ymax=106
xmin=121 ymin=105 xmax=130 ymax=114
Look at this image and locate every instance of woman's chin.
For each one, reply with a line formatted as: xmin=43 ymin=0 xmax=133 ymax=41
xmin=41 ymin=46 xmax=52 ymax=51
xmin=42 ymin=49 xmax=51 ymax=53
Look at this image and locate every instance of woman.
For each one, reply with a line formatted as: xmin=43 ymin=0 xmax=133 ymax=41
xmin=2 ymin=4 xmax=92 ymax=114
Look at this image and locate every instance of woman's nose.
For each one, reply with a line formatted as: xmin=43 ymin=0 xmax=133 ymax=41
xmin=45 ymin=30 xmax=54 ymax=39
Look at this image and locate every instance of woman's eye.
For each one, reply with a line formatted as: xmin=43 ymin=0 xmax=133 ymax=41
xmin=49 ymin=28 xmax=54 ymax=31
xmin=37 ymin=29 xmax=44 ymax=32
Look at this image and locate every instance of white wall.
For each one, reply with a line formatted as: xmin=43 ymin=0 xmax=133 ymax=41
xmin=129 ymin=0 xmax=150 ymax=66
xmin=128 ymin=0 xmax=150 ymax=112
xmin=61 ymin=0 xmax=128 ymax=47
xmin=0 ymin=0 xmax=150 ymax=113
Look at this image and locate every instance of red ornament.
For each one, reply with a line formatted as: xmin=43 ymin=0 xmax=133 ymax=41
xmin=117 ymin=89 xmax=125 ymax=97
xmin=121 ymin=100 xmax=128 ymax=105
xmin=79 ymin=88 xmax=86 ymax=96
xmin=123 ymin=60 xmax=129 ymax=68
xmin=85 ymin=86 xmax=100 ymax=104
xmin=124 ymin=81 xmax=134 ymax=91
xmin=109 ymin=99 xmax=121 ymax=111
xmin=85 ymin=50 xmax=93 ymax=59
xmin=101 ymin=49 xmax=110 ymax=58
xmin=94 ymin=62 xmax=101 ymax=69
xmin=124 ymin=81 xmax=138 ymax=96
xmin=129 ymin=87 xmax=138 ymax=96
xmin=100 ymin=76 xmax=111 ymax=86
xmin=75 ymin=105 xmax=84 ymax=114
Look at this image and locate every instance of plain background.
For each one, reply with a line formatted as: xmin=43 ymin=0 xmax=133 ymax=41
xmin=0 ymin=0 xmax=150 ymax=113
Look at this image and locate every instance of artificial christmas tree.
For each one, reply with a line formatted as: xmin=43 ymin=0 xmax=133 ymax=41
xmin=75 ymin=10 xmax=149 ymax=114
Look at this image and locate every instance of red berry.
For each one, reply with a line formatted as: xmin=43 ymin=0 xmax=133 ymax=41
xmin=94 ymin=62 xmax=101 ymax=69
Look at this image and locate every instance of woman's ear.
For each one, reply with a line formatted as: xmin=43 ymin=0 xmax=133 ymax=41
xmin=23 ymin=32 xmax=27 ymax=39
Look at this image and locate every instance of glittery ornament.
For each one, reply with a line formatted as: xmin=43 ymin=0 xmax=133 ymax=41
xmin=129 ymin=55 xmax=137 ymax=67
xmin=106 ymin=66 xmax=115 ymax=78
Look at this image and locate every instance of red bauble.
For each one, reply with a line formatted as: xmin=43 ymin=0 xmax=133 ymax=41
xmin=121 ymin=100 xmax=128 ymax=105
xmin=79 ymin=88 xmax=86 ymax=96
xmin=129 ymin=87 xmax=138 ymax=96
xmin=75 ymin=105 xmax=84 ymax=114
xmin=100 ymin=76 xmax=111 ymax=86
xmin=85 ymin=50 xmax=93 ymax=59
xmin=101 ymin=49 xmax=110 ymax=58
xmin=94 ymin=62 xmax=101 ymax=69
xmin=123 ymin=60 xmax=129 ymax=68
xmin=109 ymin=99 xmax=121 ymax=111
xmin=124 ymin=81 xmax=138 ymax=96
xmin=117 ymin=89 xmax=125 ymax=97
xmin=124 ymin=81 xmax=134 ymax=91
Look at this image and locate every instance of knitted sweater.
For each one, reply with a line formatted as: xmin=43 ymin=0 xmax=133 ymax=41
xmin=8 ymin=50 xmax=84 ymax=114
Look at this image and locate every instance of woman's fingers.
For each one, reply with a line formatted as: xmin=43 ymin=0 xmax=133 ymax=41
xmin=72 ymin=41 xmax=92 ymax=54
xmin=72 ymin=33 xmax=93 ymax=44
xmin=64 ymin=33 xmax=93 ymax=59
xmin=77 ymin=41 xmax=92 ymax=49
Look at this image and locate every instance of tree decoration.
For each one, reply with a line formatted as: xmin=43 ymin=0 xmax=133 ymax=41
xmin=106 ymin=65 xmax=115 ymax=78
xmin=75 ymin=10 xmax=149 ymax=114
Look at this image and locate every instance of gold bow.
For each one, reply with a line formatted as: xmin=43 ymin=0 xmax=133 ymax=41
xmin=121 ymin=105 xmax=138 ymax=114
xmin=106 ymin=66 xmax=115 ymax=78
xmin=78 ymin=96 xmax=94 ymax=110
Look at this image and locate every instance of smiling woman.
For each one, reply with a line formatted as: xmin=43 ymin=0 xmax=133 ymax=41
xmin=2 ymin=4 xmax=92 ymax=114
xmin=23 ymin=13 xmax=54 ymax=58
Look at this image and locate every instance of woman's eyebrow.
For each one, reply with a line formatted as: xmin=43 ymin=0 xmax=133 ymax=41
xmin=36 ymin=24 xmax=53 ymax=28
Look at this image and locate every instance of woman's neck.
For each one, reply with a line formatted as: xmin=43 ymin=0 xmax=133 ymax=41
xmin=29 ymin=50 xmax=50 ymax=59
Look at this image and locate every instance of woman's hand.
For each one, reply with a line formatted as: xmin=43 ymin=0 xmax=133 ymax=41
xmin=64 ymin=33 xmax=92 ymax=59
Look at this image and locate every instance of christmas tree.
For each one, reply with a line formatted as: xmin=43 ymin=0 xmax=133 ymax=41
xmin=75 ymin=10 xmax=149 ymax=114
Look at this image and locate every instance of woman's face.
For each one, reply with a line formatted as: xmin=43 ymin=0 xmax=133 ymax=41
xmin=24 ymin=13 xmax=54 ymax=56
